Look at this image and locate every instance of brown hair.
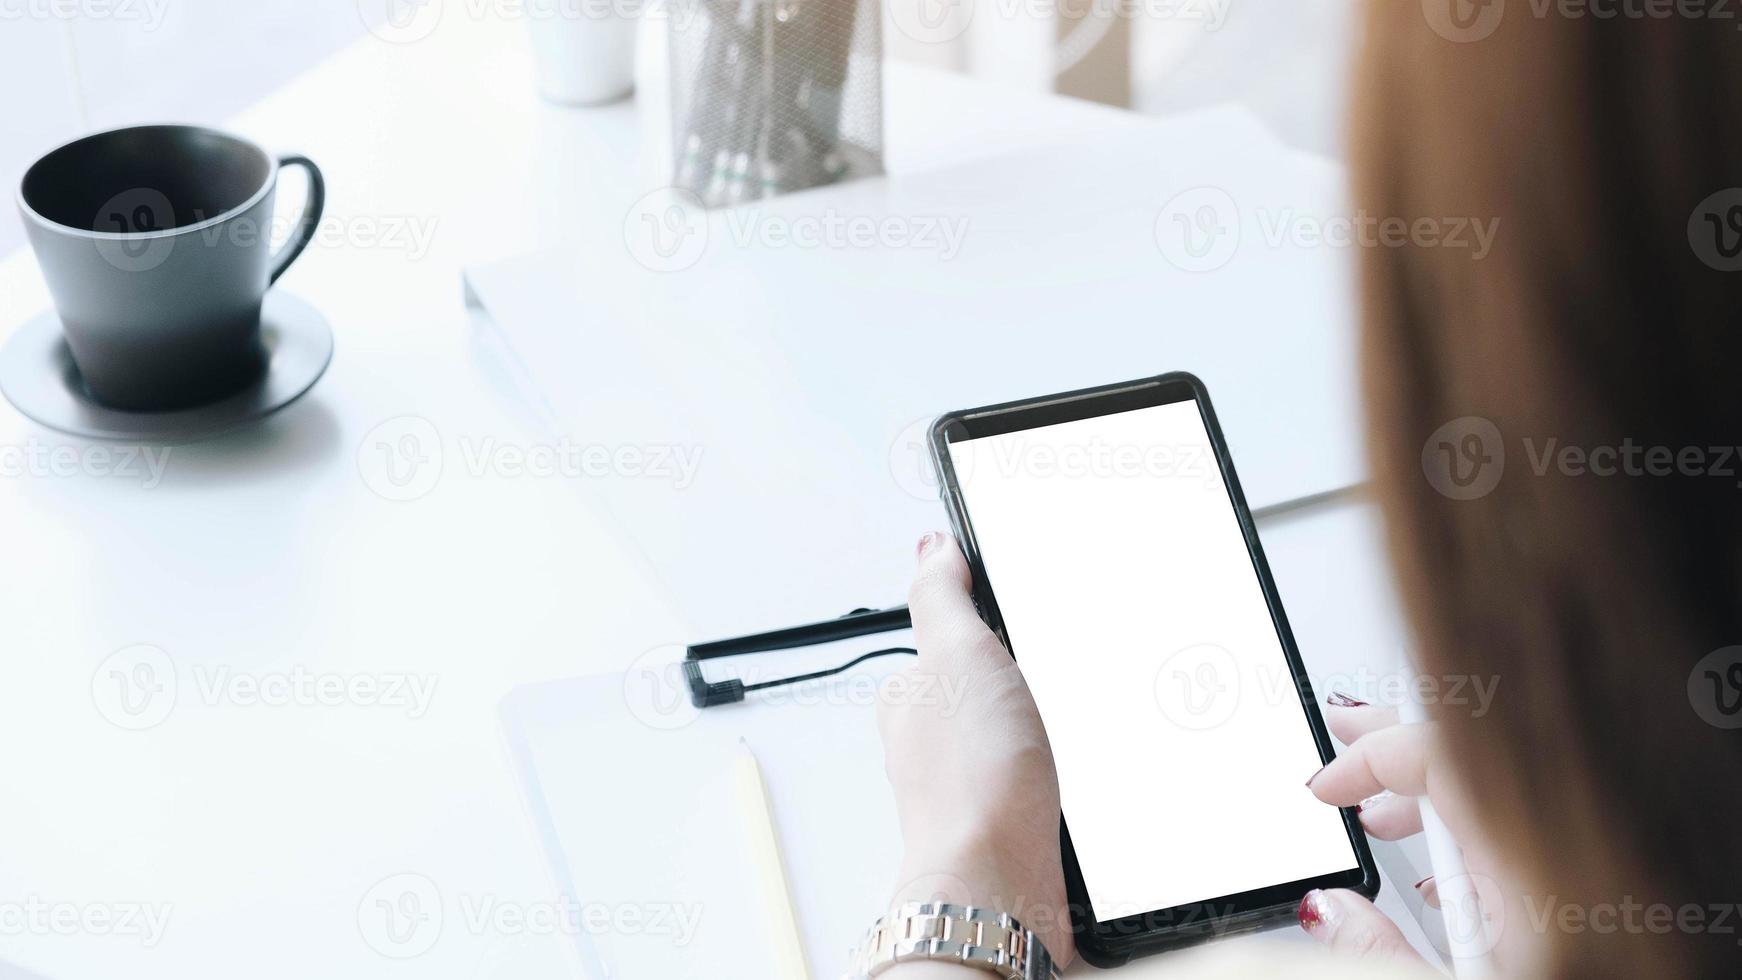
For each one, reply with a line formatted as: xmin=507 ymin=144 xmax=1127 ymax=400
xmin=1353 ymin=2 xmax=1742 ymax=976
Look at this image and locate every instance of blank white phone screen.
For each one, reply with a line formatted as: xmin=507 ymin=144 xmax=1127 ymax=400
xmin=947 ymin=398 xmax=1357 ymax=922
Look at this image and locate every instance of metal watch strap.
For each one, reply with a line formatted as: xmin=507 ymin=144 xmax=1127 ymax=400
xmin=844 ymin=901 xmax=1062 ymax=980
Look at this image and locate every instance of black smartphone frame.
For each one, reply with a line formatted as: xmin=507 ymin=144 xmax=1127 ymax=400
xmin=927 ymin=372 xmax=1380 ymax=967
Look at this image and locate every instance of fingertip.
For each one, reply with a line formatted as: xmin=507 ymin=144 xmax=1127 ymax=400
xmin=1416 ymin=875 xmax=1440 ymax=910
xmin=1297 ymin=889 xmax=1332 ymax=937
xmin=908 ymin=533 xmax=976 ymax=624
xmin=916 ymin=530 xmax=947 ymax=562
xmin=1297 ymin=888 xmax=1423 ymax=962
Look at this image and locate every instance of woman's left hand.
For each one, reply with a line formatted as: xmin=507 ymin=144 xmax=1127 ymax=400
xmin=876 ymin=531 xmax=1075 ymax=966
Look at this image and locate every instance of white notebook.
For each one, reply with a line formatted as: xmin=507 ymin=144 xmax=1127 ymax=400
xmin=499 ymin=636 xmax=913 ymax=980
xmin=462 ymin=109 xmax=1364 ymax=637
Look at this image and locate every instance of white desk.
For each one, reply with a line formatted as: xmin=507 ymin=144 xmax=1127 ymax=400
xmin=0 ymin=15 xmax=1422 ymax=979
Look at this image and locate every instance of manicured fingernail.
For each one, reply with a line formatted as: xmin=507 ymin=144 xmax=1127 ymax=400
xmin=1326 ymin=691 xmax=1369 ymax=707
xmin=1417 ymin=876 xmax=1441 ymax=909
xmin=1357 ymin=790 xmax=1392 ymax=812
xmin=1306 ymin=765 xmax=1327 ymax=788
xmin=916 ymin=532 xmax=943 ymax=559
xmin=1298 ymin=889 xmax=1336 ymax=935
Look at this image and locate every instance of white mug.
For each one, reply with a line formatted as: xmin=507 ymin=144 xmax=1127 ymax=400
xmin=527 ymin=0 xmax=640 ymax=105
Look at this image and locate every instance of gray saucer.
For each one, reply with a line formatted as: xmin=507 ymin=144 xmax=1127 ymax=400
xmin=0 ymin=291 xmax=333 ymax=442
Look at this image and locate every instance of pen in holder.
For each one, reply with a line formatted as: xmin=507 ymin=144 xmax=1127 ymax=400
xmin=668 ymin=0 xmax=884 ymax=209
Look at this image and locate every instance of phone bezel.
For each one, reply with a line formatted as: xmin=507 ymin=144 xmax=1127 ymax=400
xmin=926 ymin=372 xmax=1380 ymax=966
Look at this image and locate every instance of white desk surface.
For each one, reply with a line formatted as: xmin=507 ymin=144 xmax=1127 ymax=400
xmin=0 ymin=15 xmax=1420 ymax=979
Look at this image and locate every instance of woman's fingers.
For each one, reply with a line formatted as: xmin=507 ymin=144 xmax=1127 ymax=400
xmin=1354 ymin=790 xmax=1425 ymax=841
xmin=1308 ymin=722 xmax=1434 ymax=805
xmin=907 ymin=532 xmax=1005 ymax=672
xmin=1298 ymin=889 xmax=1426 ymax=963
xmin=1322 ymin=699 xmax=1426 ymax=837
xmin=1415 ymin=876 xmax=1440 ymax=910
xmin=1323 ymin=698 xmax=1402 ymax=744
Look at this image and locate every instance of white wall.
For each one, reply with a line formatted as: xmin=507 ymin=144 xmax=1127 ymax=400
xmin=1132 ymin=0 xmax=1358 ymax=159
xmin=0 ymin=0 xmax=367 ymax=255
xmin=5 ymin=0 xmax=1360 ymax=256
xmin=883 ymin=0 xmax=1359 ymax=159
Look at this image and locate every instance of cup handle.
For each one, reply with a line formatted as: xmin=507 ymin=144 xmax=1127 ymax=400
xmin=268 ymin=154 xmax=326 ymax=286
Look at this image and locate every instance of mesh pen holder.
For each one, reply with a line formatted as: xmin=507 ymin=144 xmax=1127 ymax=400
xmin=669 ymin=0 xmax=883 ymax=209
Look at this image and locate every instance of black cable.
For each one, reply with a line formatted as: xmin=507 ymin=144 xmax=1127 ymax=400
xmin=739 ymin=647 xmax=917 ymax=693
xmin=683 ymin=606 xmax=917 ymax=708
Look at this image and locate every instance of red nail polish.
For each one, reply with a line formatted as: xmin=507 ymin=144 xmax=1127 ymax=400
xmin=1414 ymin=876 xmax=1434 ymax=890
xmin=1298 ymin=890 xmax=1329 ymax=932
xmin=916 ymin=532 xmax=942 ymax=559
xmin=1326 ymin=691 xmax=1369 ymax=707
xmin=1306 ymin=766 xmax=1326 ymax=788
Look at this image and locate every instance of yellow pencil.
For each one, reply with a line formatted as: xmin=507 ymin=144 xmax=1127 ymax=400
xmin=734 ymin=737 xmax=810 ymax=980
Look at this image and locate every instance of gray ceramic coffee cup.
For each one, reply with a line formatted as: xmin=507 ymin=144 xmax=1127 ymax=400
xmin=17 ymin=125 xmax=325 ymax=412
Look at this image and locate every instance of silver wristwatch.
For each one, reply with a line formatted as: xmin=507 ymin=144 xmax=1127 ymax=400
xmin=844 ymin=902 xmax=1063 ymax=980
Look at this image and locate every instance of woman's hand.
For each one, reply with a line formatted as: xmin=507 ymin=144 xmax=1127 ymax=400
xmin=876 ymin=532 xmax=1075 ymax=966
xmin=1302 ymin=699 xmax=1510 ymax=965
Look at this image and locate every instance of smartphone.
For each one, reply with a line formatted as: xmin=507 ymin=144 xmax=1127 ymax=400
xmin=928 ymin=372 xmax=1379 ymax=966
